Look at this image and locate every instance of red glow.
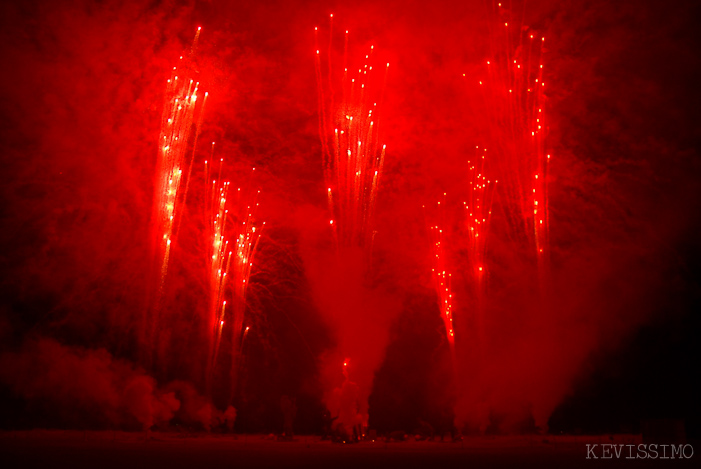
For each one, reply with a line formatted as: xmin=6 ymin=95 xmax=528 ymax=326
xmin=0 ymin=0 xmax=691 ymax=442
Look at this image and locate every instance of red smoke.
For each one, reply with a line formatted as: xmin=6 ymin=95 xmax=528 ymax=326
xmin=0 ymin=338 xmax=179 ymax=429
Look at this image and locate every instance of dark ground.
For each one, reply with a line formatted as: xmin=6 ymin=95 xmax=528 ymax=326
xmin=0 ymin=431 xmax=697 ymax=468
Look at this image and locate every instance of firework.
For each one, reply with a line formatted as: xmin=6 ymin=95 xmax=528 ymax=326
xmin=426 ymin=196 xmax=455 ymax=349
xmin=155 ymin=30 xmax=207 ymax=283
xmin=147 ymin=29 xmax=208 ymax=364
xmin=315 ymin=18 xmax=389 ymax=250
xmin=314 ymin=17 xmax=391 ymax=431
xmin=464 ymin=146 xmax=497 ymax=282
xmin=471 ymin=3 xmax=550 ymax=255
xmin=204 ymin=152 xmax=263 ymax=399
xmin=463 ymin=146 xmax=497 ymax=349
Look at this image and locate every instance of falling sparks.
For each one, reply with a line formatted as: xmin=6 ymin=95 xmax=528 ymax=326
xmin=471 ymin=6 xmax=550 ymax=255
xmin=427 ymin=196 xmax=455 ymax=348
xmin=148 ymin=29 xmax=208 ymax=358
xmin=315 ymin=19 xmax=389 ymax=250
xmin=464 ymin=146 xmax=497 ymax=280
xmin=154 ymin=31 xmax=208 ymax=285
xmin=205 ymin=154 xmax=263 ymax=397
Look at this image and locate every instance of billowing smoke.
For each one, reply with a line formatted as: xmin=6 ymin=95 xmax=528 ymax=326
xmin=297 ymin=223 xmax=402 ymax=429
xmin=0 ymin=337 xmax=237 ymax=431
xmin=0 ymin=338 xmax=179 ymax=429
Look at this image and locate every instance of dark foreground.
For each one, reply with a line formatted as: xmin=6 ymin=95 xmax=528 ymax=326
xmin=0 ymin=431 xmax=696 ymax=468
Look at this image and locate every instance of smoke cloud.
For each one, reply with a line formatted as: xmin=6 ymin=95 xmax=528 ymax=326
xmin=0 ymin=338 xmax=179 ymax=429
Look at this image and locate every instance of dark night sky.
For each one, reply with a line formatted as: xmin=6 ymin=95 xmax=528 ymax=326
xmin=0 ymin=0 xmax=699 ymax=435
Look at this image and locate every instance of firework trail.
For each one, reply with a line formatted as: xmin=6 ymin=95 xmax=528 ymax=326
xmin=426 ymin=196 xmax=455 ymax=351
xmin=204 ymin=152 xmax=262 ymax=400
xmin=426 ymin=155 xmax=496 ymax=349
xmin=313 ymin=16 xmax=392 ymax=434
xmin=462 ymin=146 xmax=497 ymax=347
xmin=464 ymin=146 xmax=497 ymax=284
xmin=472 ymin=3 xmax=550 ymax=256
xmin=425 ymin=155 xmax=496 ymax=432
xmin=450 ymin=3 xmax=554 ymax=431
xmin=314 ymin=17 xmax=389 ymax=252
xmin=147 ymin=29 xmax=208 ymax=365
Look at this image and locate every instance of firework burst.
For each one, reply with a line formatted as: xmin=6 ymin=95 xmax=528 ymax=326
xmin=147 ymin=29 xmax=208 ymax=365
xmin=315 ymin=18 xmax=389 ymax=252
xmin=425 ymin=156 xmax=496 ymax=352
xmin=464 ymin=146 xmax=497 ymax=283
xmin=426 ymin=196 xmax=455 ymax=350
xmin=471 ymin=4 xmax=550 ymax=256
xmin=204 ymin=152 xmax=263 ymax=400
